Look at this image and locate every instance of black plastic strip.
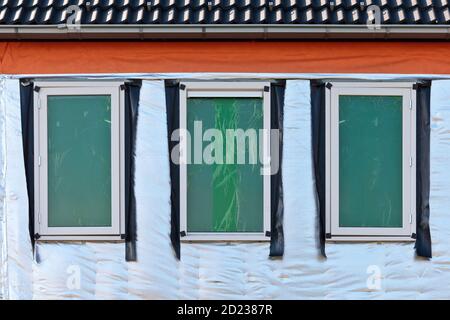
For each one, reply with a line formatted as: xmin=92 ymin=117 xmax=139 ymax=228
xmin=165 ymin=80 xmax=181 ymax=260
xmin=269 ymin=82 xmax=285 ymax=257
xmin=311 ymin=80 xmax=327 ymax=258
xmin=415 ymin=81 xmax=432 ymax=258
xmin=124 ymin=81 xmax=141 ymax=262
xmin=20 ymin=80 xmax=36 ymax=255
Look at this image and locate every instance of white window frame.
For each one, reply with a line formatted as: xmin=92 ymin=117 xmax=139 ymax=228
xmin=179 ymin=82 xmax=271 ymax=242
xmin=34 ymin=81 xmax=125 ymax=241
xmin=326 ymin=82 xmax=416 ymax=241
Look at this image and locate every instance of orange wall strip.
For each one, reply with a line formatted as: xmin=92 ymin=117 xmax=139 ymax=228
xmin=1 ymin=41 xmax=449 ymax=75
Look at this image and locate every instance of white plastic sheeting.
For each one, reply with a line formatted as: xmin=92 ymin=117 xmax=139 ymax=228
xmin=0 ymin=79 xmax=6 ymax=299
xmin=7 ymin=73 xmax=450 ymax=81
xmin=0 ymin=79 xmax=33 ymax=299
xmin=0 ymin=77 xmax=449 ymax=299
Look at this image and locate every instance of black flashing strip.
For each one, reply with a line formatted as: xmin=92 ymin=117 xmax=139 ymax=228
xmin=124 ymin=81 xmax=141 ymax=262
xmin=311 ymin=80 xmax=326 ymax=87
xmin=21 ymin=80 xmax=32 ymax=87
xmin=20 ymin=81 xmax=36 ymax=255
xmin=414 ymin=81 xmax=432 ymax=89
xmin=311 ymin=82 xmax=327 ymax=257
xmin=166 ymin=81 xmax=181 ymax=259
xmin=415 ymin=82 xmax=432 ymax=258
xmin=268 ymin=82 xmax=285 ymax=257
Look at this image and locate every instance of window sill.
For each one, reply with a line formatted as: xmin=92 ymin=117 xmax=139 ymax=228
xmin=326 ymin=235 xmax=416 ymax=242
xmin=181 ymin=232 xmax=270 ymax=242
xmin=36 ymin=235 xmax=125 ymax=241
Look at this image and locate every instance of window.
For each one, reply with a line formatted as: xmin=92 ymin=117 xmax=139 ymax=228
xmin=34 ymin=82 xmax=125 ymax=240
xmin=326 ymin=82 xmax=416 ymax=241
xmin=179 ymin=82 xmax=271 ymax=241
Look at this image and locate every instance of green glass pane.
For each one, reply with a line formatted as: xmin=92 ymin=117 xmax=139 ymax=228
xmin=47 ymin=95 xmax=112 ymax=227
xmin=187 ymin=97 xmax=264 ymax=233
xmin=339 ymin=95 xmax=403 ymax=228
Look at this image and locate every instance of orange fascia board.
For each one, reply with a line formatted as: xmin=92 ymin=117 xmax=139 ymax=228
xmin=0 ymin=41 xmax=449 ymax=75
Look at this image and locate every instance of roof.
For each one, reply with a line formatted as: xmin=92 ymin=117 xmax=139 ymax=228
xmin=0 ymin=0 xmax=449 ymax=25
xmin=1 ymin=0 xmax=450 ymax=40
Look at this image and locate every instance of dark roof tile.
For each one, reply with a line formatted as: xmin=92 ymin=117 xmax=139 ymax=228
xmin=438 ymin=6 xmax=450 ymax=22
xmin=0 ymin=0 xmax=448 ymax=24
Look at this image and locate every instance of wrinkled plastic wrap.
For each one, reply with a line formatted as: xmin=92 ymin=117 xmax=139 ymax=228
xmin=0 ymin=77 xmax=450 ymax=299
xmin=0 ymin=80 xmax=6 ymax=299
xmin=0 ymin=79 xmax=33 ymax=299
xmin=8 ymin=73 xmax=450 ymax=81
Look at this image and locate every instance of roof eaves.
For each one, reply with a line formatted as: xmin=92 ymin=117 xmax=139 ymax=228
xmin=1 ymin=24 xmax=450 ymax=40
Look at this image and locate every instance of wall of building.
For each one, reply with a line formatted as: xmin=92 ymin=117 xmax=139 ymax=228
xmin=0 ymin=76 xmax=449 ymax=300
xmin=2 ymin=41 xmax=450 ymax=75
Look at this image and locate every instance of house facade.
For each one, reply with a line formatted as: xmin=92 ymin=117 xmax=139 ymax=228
xmin=0 ymin=0 xmax=450 ymax=299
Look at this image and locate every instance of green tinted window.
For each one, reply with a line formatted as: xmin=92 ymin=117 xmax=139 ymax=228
xmin=187 ymin=98 xmax=264 ymax=233
xmin=339 ymin=95 xmax=403 ymax=228
xmin=47 ymin=95 xmax=112 ymax=227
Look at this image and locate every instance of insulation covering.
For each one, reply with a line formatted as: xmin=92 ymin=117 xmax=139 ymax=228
xmin=0 ymin=80 xmax=5 ymax=299
xmin=1 ymin=79 xmax=33 ymax=299
xmin=7 ymin=73 xmax=450 ymax=81
xmin=0 ymin=76 xmax=450 ymax=299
